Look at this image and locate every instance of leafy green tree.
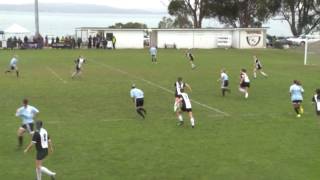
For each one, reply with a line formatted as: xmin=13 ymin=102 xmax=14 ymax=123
xmin=208 ymin=0 xmax=281 ymax=28
xmin=168 ymin=0 xmax=210 ymax=28
xmin=109 ymin=22 xmax=147 ymax=29
xmin=280 ymin=0 xmax=320 ymax=36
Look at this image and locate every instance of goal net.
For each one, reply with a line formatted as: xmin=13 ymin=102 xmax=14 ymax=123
xmin=304 ymin=40 xmax=320 ymax=65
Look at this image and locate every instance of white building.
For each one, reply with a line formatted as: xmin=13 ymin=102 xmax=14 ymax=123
xmin=75 ymin=27 xmax=267 ymax=49
xmin=151 ymin=28 xmax=267 ymax=49
xmin=75 ymin=27 xmax=144 ymax=49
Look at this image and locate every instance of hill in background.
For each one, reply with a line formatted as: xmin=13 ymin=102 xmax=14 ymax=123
xmin=0 ymin=3 xmax=165 ymax=14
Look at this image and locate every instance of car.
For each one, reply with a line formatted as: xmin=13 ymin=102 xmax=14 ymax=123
xmin=287 ymin=35 xmax=320 ymax=46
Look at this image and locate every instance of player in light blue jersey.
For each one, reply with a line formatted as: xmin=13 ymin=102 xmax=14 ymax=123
xmin=217 ymin=69 xmax=230 ymax=96
xmin=149 ymin=46 xmax=157 ymax=64
xmin=130 ymin=84 xmax=147 ymax=119
xmin=5 ymin=55 xmax=19 ymax=77
xmin=15 ymin=99 xmax=39 ymax=147
xmin=289 ymin=80 xmax=304 ymax=117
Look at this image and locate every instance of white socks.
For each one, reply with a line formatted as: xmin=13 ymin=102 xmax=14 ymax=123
xmin=253 ymin=72 xmax=257 ymax=78
xmin=245 ymin=92 xmax=249 ymax=99
xmin=261 ymin=72 xmax=268 ymax=77
xmin=178 ymin=115 xmax=183 ymax=122
xmin=174 ymin=102 xmax=178 ymax=112
xmin=190 ymin=118 xmax=195 ymax=127
xmin=36 ymin=168 xmax=42 ymax=180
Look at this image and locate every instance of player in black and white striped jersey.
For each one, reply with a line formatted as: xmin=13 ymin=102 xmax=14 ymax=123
xmin=253 ymin=55 xmax=268 ymax=78
xmin=72 ymin=55 xmax=86 ymax=79
xmin=24 ymin=121 xmax=56 ymax=180
xmin=174 ymin=77 xmax=192 ymax=112
xmin=312 ymin=88 xmax=320 ymax=116
xmin=185 ymin=49 xmax=196 ymax=69
xmin=239 ymin=69 xmax=250 ymax=99
xmin=176 ymin=89 xmax=195 ymax=128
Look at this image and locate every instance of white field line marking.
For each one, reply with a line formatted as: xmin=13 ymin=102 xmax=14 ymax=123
xmin=46 ymin=67 xmax=68 ymax=84
xmin=91 ymin=60 xmax=230 ymax=116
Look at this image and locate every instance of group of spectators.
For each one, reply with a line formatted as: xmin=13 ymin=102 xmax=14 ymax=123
xmin=87 ymin=34 xmax=116 ymax=49
xmin=4 ymin=34 xmax=116 ymax=50
xmin=6 ymin=35 xmax=44 ymax=49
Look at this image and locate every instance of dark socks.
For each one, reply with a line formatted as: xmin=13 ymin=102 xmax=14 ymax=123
xmin=222 ymin=89 xmax=226 ymax=96
xmin=136 ymin=109 xmax=145 ymax=118
xmin=16 ymin=71 xmax=19 ymax=77
xmin=18 ymin=136 xmax=23 ymax=147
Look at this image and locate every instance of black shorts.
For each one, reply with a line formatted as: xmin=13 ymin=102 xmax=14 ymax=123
xmin=189 ymin=55 xmax=194 ymax=61
xmin=175 ymin=93 xmax=182 ymax=98
xmin=36 ymin=149 xmax=48 ymax=160
xmin=222 ymin=80 xmax=229 ymax=88
xmin=181 ymin=106 xmax=192 ymax=112
xmin=240 ymin=82 xmax=250 ymax=88
xmin=76 ymin=65 xmax=81 ymax=71
xmin=11 ymin=66 xmax=16 ymax=70
xmin=21 ymin=123 xmax=34 ymax=133
xmin=136 ymin=98 xmax=144 ymax=107
xmin=257 ymin=66 xmax=262 ymax=70
xmin=292 ymin=100 xmax=302 ymax=104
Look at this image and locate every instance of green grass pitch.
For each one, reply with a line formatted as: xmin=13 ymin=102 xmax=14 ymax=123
xmin=0 ymin=48 xmax=320 ymax=180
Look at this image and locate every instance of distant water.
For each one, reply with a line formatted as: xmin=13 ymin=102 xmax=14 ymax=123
xmin=0 ymin=11 xmax=292 ymax=37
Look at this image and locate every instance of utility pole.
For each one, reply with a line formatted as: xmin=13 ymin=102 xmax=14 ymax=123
xmin=35 ymin=0 xmax=40 ymax=37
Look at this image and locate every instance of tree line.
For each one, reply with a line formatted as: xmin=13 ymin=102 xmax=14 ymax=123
xmin=162 ymin=0 xmax=320 ymax=36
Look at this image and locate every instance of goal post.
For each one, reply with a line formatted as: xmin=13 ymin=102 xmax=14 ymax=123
xmin=304 ymin=38 xmax=308 ymax=65
xmin=303 ymin=38 xmax=320 ymax=66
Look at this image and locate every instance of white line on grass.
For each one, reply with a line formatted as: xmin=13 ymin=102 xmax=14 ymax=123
xmin=91 ymin=60 xmax=230 ymax=116
xmin=46 ymin=67 xmax=68 ymax=84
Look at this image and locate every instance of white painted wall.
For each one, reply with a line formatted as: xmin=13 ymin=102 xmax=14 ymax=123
xmin=105 ymin=31 xmax=144 ymax=49
xmin=156 ymin=29 xmax=265 ymax=49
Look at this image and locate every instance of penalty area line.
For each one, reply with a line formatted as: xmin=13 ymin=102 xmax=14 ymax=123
xmin=46 ymin=66 xmax=68 ymax=84
xmin=91 ymin=60 xmax=230 ymax=117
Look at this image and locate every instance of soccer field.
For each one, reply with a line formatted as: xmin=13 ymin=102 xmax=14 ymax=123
xmin=1 ymin=48 xmax=320 ymax=180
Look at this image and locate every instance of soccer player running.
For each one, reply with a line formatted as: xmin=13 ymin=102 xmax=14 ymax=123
xmin=174 ymin=77 xmax=192 ymax=112
xmin=149 ymin=46 xmax=157 ymax=64
xmin=71 ymin=55 xmax=86 ymax=79
xmin=239 ymin=68 xmax=250 ymax=99
xmin=24 ymin=121 xmax=56 ymax=180
xmin=5 ymin=55 xmax=19 ymax=77
xmin=289 ymin=80 xmax=304 ymax=118
xmin=312 ymin=88 xmax=320 ymax=117
xmin=130 ymin=84 xmax=147 ymax=119
xmin=15 ymin=99 xmax=39 ymax=148
xmin=217 ymin=69 xmax=230 ymax=96
xmin=253 ymin=55 xmax=268 ymax=78
xmin=176 ymin=89 xmax=196 ymax=128
xmin=185 ymin=49 xmax=196 ymax=69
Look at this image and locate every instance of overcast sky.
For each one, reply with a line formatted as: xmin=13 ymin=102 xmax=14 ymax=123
xmin=0 ymin=0 xmax=169 ymax=11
